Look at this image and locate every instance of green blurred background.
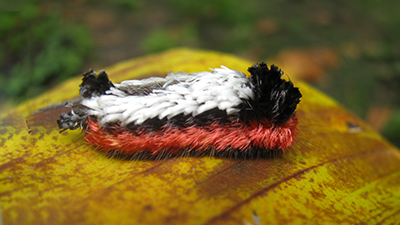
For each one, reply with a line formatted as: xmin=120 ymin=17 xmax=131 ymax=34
xmin=1 ymin=0 xmax=399 ymax=146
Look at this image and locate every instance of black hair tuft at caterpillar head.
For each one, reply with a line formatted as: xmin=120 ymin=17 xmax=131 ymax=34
xmin=79 ymin=69 xmax=115 ymax=98
xmin=247 ymin=62 xmax=302 ymax=124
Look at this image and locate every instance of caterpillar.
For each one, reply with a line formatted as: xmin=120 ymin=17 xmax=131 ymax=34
xmin=57 ymin=62 xmax=302 ymax=158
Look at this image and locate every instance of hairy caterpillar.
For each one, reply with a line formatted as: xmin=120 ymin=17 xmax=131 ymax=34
xmin=57 ymin=62 xmax=302 ymax=158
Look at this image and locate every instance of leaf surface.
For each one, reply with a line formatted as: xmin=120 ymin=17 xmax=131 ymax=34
xmin=1 ymin=48 xmax=400 ymax=225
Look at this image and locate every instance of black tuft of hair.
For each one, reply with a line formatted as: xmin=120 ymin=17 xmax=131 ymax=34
xmin=79 ymin=69 xmax=115 ymax=98
xmin=245 ymin=62 xmax=302 ymax=124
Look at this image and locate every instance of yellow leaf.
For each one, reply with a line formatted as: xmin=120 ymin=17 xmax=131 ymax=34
xmin=1 ymin=48 xmax=400 ymax=225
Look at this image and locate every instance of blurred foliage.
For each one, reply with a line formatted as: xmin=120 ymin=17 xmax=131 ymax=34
xmin=108 ymin=0 xmax=142 ymax=10
xmin=0 ymin=4 xmax=93 ymax=104
xmin=142 ymin=29 xmax=178 ymax=53
xmin=142 ymin=26 xmax=199 ymax=53
xmin=165 ymin=0 xmax=258 ymax=52
xmin=87 ymin=0 xmax=142 ymax=11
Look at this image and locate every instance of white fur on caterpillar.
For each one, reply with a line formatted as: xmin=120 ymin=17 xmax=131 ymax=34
xmin=80 ymin=66 xmax=254 ymax=126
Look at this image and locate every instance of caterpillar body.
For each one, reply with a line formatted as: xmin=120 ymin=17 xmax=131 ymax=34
xmin=57 ymin=62 xmax=302 ymax=158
